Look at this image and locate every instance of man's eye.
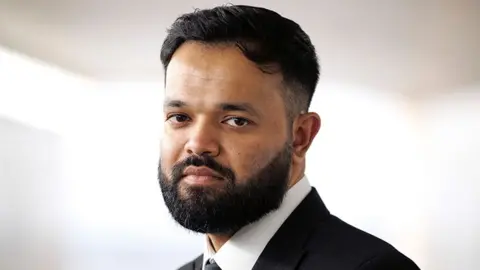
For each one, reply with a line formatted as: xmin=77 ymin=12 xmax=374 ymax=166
xmin=224 ymin=117 xmax=250 ymax=127
xmin=167 ymin=114 xmax=190 ymax=123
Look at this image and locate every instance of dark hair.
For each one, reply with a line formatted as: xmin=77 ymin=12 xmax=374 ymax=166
xmin=160 ymin=5 xmax=320 ymax=119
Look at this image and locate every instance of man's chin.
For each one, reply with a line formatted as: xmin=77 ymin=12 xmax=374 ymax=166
xmin=177 ymin=180 xmax=226 ymax=199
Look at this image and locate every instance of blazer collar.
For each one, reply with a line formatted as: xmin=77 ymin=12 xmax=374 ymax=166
xmin=252 ymin=188 xmax=330 ymax=270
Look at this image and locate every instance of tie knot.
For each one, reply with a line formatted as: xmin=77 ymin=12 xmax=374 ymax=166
xmin=205 ymin=258 xmax=222 ymax=270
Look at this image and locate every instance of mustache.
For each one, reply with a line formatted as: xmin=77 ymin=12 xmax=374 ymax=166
xmin=170 ymin=154 xmax=236 ymax=183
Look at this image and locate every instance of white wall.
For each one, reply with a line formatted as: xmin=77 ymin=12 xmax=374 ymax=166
xmin=0 ymin=47 xmax=77 ymax=270
xmin=0 ymin=47 xmax=93 ymax=135
xmin=416 ymin=90 xmax=480 ymax=270
xmin=308 ymin=83 xmax=428 ymax=265
xmin=1 ymin=47 xmax=479 ymax=270
xmin=0 ymin=118 xmax=67 ymax=270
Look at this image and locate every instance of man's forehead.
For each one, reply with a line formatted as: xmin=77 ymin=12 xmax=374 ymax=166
xmin=163 ymin=83 xmax=281 ymax=112
xmin=165 ymin=42 xmax=284 ymax=86
xmin=164 ymin=68 xmax=280 ymax=106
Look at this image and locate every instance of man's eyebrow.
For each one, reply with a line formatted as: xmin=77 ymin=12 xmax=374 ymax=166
xmin=219 ymin=102 xmax=260 ymax=117
xmin=163 ymin=99 xmax=187 ymax=108
xmin=163 ymin=99 xmax=260 ymax=117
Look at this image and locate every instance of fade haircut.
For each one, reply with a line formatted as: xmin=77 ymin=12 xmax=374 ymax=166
xmin=160 ymin=5 xmax=320 ymax=120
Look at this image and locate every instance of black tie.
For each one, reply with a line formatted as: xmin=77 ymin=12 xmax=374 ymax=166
xmin=205 ymin=259 xmax=222 ymax=270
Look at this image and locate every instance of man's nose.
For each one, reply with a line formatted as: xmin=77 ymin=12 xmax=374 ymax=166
xmin=184 ymin=121 xmax=220 ymax=157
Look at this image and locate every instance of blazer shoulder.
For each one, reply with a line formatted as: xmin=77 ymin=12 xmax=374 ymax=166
xmin=300 ymin=216 xmax=419 ymax=269
xmin=356 ymin=248 xmax=421 ymax=270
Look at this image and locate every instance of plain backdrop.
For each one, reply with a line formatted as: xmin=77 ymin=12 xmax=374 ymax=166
xmin=1 ymin=46 xmax=479 ymax=270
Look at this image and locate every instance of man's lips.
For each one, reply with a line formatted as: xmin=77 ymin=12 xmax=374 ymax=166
xmin=183 ymin=166 xmax=222 ymax=177
xmin=182 ymin=166 xmax=223 ymax=185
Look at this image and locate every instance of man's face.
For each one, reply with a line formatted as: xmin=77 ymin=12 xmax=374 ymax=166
xmin=159 ymin=42 xmax=292 ymax=234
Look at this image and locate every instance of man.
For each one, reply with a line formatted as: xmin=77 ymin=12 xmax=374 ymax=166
xmin=158 ymin=4 xmax=420 ymax=270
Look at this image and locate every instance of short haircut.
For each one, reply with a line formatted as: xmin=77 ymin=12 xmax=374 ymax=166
xmin=160 ymin=5 xmax=320 ymax=119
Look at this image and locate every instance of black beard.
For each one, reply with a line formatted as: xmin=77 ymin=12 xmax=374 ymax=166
xmin=158 ymin=143 xmax=292 ymax=234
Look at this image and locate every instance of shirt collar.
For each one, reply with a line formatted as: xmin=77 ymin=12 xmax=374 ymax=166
xmin=203 ymin=175 xmax=311 ymax=270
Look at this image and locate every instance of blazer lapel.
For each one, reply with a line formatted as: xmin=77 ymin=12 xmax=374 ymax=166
xmin=252 ymin=188 xmax=330 ymax=270
xmin=193 ymin=254 xmax=203 ymax=270
xmin=178 ymin=254 xmax=203 ymax=270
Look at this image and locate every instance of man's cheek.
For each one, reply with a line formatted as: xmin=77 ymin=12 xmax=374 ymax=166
xmin=161 ymin=136 xmax=181 ymax=159
xmin=233 ymin=154 xmax=259 ymax=182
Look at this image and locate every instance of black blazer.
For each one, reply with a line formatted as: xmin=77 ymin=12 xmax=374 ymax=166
xmin=178 ymin=188 xmax=420 ymax=270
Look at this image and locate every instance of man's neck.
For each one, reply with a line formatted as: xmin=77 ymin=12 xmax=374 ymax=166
xmin=207 ymin=233 xmax=232 ymax=252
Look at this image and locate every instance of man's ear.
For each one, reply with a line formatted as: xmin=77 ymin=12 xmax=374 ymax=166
xmin=291 ymin=112 xmax=321 ymax=161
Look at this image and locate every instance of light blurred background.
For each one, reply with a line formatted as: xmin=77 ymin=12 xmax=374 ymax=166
xmin=0 ymin=1 xmax=479 ymax=269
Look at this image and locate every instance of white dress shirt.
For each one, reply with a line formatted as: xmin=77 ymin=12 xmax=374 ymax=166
xmin=202 ymin=175 xmax=312 ymax=270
